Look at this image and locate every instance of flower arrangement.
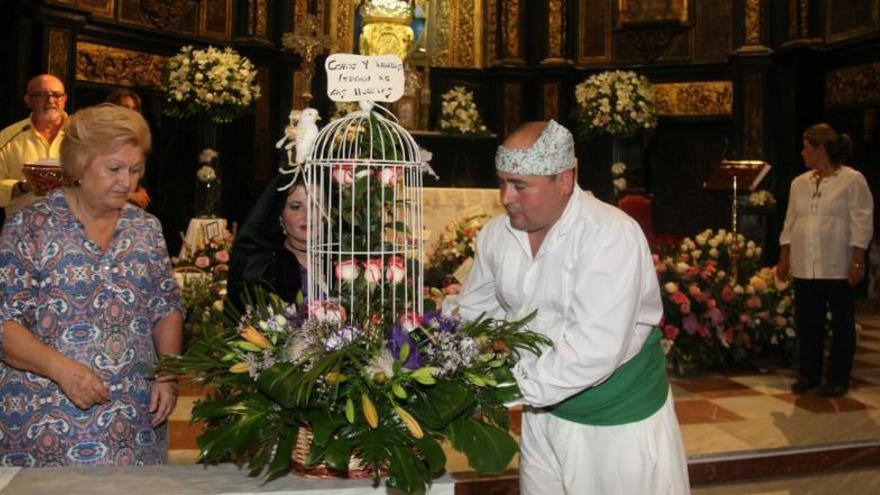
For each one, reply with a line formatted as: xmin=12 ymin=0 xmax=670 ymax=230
xmin=162 ymin=295 xmax=548 ymax=493
xmin=573 ymin=70 xmax=656 ymax=137
xmin=654 ymin=229 xmax=796 ymax=372
xmin=424 ymin=214 xmax=489 ymax=294
xmin=162 ymin=45 xmax=261 ymax=124
xmin=172 ymin=228 xmax=233 ymax=346
xmin=438 ymin=86 xmax=490 ymax=136
xmin=611 ymin=161 xmax=628 ymax=198
xmin=747 ymin=190 xmax=776 ymax=208
xmin=161 ymin=111 xmax=550 ymax=494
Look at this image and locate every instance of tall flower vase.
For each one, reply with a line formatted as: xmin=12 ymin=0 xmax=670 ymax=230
xmin=196 ymin=116 xmax=221 ymax=218
xmin=611 ymin=134 xmax=646 ymax=192
xmin=196 ymin=175 xmax=221 ymax=218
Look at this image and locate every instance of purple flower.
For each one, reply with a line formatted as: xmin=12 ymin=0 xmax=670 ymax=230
xmin=421 ymin=310 xmax=460 ymax=333
xmin=389 ymin=325 xmax=421 ymax=369
xmin=682 ymin=313 xmax=699 ymax=335
xmin=324 ymin=325 xmax=360 ymax=351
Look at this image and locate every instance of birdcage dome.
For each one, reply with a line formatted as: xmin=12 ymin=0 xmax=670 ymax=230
xmin=302 ymin=104 xmax=426 ymax=324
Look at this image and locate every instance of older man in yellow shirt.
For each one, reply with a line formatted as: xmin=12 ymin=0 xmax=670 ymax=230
xmin=0 ymin=74 xmax=68 ymax=210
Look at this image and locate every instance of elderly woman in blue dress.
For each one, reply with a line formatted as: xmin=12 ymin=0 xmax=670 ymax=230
xmin=0 ymin=104 xmax=183 ymax=466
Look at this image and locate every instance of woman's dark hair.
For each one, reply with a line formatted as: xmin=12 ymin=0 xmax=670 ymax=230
xmin=803 ymin=122 xmax=853 ymax=165
xmin=226 ymin=175 xmax=305 ymax=307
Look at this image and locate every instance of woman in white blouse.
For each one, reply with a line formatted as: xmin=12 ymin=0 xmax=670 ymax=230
xmin=777 ymin=123 xmax=874 ymax=397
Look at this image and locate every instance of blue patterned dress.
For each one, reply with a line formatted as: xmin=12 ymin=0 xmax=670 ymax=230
xmin=0 ymin=189 xmax=183 ymax=467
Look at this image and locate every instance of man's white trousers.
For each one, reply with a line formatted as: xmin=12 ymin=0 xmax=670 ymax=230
xmin=519 ymin=388 xmax=690 ymax=494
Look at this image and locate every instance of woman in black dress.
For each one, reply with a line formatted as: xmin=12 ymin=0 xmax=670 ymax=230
xmin=227 ymin=175 xmax=309 ymax=308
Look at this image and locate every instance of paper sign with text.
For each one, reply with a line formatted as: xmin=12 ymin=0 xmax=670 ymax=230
xmin=325 ymin=54 xmax=405 ymax=103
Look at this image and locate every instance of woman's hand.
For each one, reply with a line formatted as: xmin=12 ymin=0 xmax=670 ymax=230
xmin=848 ymin=263 xmax=866 ymax=287
xmin=149 ymin=378 xmax=178 ymax=427
xmin=56 ymin=361 xmax=110 ymax=410
xmin=775 ymin=258 xmax=790 ymax=281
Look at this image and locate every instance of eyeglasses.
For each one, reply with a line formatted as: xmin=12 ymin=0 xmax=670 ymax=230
xmin=28 ymin=92 xmax=66 ymax=101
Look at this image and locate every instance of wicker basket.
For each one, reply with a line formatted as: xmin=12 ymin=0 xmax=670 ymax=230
xmin=291 ymin=427 xmax=376 ymax=479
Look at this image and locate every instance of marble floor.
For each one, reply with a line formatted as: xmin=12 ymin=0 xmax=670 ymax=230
xmin=166 ymin=315 xmax=880 ymax=490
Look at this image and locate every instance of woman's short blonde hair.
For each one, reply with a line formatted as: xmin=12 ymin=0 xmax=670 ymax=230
xmin=60 ymin=103 xmax=151 ymax=182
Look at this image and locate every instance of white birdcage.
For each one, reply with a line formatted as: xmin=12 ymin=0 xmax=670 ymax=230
xmin=302 ymin=103 xmax=426 ymax=324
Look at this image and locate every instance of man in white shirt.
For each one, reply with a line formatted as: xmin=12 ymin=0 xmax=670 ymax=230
xmin=0 ymin=74 xmax=68 ymax=210
xmin=453 ymin=120 xmax=690 ymax=494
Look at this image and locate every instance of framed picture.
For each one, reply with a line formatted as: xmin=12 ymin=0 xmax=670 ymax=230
xmin=203 ymin=220 xmax=222 ymax=242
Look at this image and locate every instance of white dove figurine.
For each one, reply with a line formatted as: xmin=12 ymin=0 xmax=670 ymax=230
xmin=294 ymin=107 xmax=321 ymax=166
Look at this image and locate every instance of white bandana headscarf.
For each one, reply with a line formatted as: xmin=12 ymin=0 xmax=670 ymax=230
xmin=495 ymin=120 xmax=575 ymax=175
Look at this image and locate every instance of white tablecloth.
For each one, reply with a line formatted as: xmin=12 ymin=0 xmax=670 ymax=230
xmin=0 ymin=464 xmax=454 ymax=495
xmin=179 ymin=217 xmax=229 ymax=259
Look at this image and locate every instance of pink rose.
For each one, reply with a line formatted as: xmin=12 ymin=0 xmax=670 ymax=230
xmin=214 ymin=250 xmax=230 ymax=263
xmin=378 ymin=166 xmax=399 ymax=186
xmin=195 ymin=256 xmax=211 ymax=269
xmin=745 ymin=296 xmax=761 ymax=309
xmin=398 ymin=309 xmax=422 ymax=332
xmin=696 ymin=324 xmax=710 ymax=338
xmin=332 ymin=164 xmax=354 ymax=185
xmin=663 ymin=324 xmax=680 ymax=340
xmin=335 ymin=259 xmax=361 ymax=281
xmin=682 ymin=313 xmax=698 ymax=335
xmin=720 ymin=286 xmax=734 ymax=302
xmin=385 ymin=256 xmax=407 ymax=284
xmin=309 ymin=300 xmax=347 ymax=324
xmin=688 ymin=284 xmax=701 ymax=297
xmin=214 ymin=263 xmax=229 ymax=273
xmin=363 ymin=258 xmax=383 ymax=284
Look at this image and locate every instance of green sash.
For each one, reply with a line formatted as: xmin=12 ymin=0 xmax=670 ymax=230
xmin=547 ymin=329 xmax=668 ymax=426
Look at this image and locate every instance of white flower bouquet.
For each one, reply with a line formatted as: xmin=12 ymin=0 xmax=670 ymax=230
xmin=611 ymin=161 xmax=628 ymax=198
xmin=747 ymin=190 xmax=776 ymax=208
xmin=438 ymin=86 xmax=490 ymax=136
xmin=162 ymin=45 xmax=262 ymax=124
xmin=574 ymin=70 xmax=656 ymax=137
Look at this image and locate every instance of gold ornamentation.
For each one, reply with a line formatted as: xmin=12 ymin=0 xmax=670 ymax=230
xmin=653 ymin=81 xmax=733 ymax=117
xmin=255 ymin=0 xmax=268 ymax=38
xmin=328 ymin=0 xmax=355 ymax=54
xmin=825 ymin=0 xmax=879 ymax=43
xmin=453 ymin=0 xmax=476 ymax=67
xmin=75 ymin=41 xmax=168 ymax=88
xmin=429 ymin=0 xmax=452 ymax=66
xmin=77 ymin=0 xmax=114 ymax=17
xmin=547 ymin=0 xmax=564 ymax=59
xmin=503 ymin=0 xmax=520 ymax=59
xmin=139 ymin=0 xmax=197 ymax=29
xmin=199 ymin=0 xmax=233 ymax=40
xmin=47 ymin=29 xmax=70 ymax=82
xmin=825 ymin=61 xmax=880 ymax=109
xmin=282 ymin=14 xmax=329 ymax=106
xmin=577 ymin=0 xmax=610 ymax=63
xmin=359 ymin=1 xmax=414 ymax=60
xmin=744 ymin=0 xmax=760 ymax=46
xmin=486 ymin=0 xmax=498 ymax=65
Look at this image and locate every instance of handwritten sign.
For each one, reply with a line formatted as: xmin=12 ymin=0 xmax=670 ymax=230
xmin=325 ymin=54 xmax=405 ymax=103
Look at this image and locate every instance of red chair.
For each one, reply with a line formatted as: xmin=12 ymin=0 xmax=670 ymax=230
xmin=618 ymin=193 xmax=655 ymax=245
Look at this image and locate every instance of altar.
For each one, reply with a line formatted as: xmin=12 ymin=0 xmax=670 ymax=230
xmin=0 ymin=465 xmax=455 ymax=495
